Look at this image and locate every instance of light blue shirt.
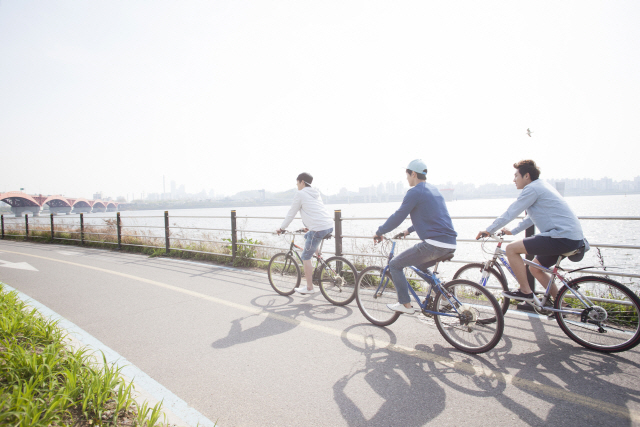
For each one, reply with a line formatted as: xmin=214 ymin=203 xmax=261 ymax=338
xmin=486 ymin=179 xmax=584 ymax=240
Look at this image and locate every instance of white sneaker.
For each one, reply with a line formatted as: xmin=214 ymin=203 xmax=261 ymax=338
xmin=295 ymin=287 xmax=315 ymax=295
xmin=387 ymin=302 xmax=415 ymax=314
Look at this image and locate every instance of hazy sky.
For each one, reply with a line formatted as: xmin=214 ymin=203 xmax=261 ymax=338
xmin=1 ymin=1 xmax=639 ymax=199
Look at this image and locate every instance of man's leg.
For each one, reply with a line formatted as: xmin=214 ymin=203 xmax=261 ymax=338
xmin=388 ymin=245 xmax=424 ymax=307
xmin=389 ymin=242 xmax=451 ymax=307
xmin=297 ymin=228 xmax=332 ymax=293
xmin=505 ymin=240 xmax=533 ymax=294
xmin=302 ymin=259 xmax=314 ymax=290
xmin=530 ymin=257 xmax=559 ymax=297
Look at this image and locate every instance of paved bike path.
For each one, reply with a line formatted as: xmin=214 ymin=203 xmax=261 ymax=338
xmin=1 ymin=240 xmax=640 ymax=427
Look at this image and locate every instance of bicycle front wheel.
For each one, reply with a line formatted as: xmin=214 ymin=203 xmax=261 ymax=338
xmin=268 ymin=253 xmax=301 ymax=296
xmin=318 ymin=256 xmax=358 ymax=306
xmin=434 ymin=279 xmax=504 ymax=354
xmin=555 ymin=276 xmax=640 ymax=353
xmin=453 ymin=263 xmax=510 ymax=315
xmin=355 ymin=266 xmax=400 ymax=326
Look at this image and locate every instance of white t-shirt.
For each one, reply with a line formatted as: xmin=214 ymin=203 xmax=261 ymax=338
xmin=280 ymin=187 xmax=334 ymax=231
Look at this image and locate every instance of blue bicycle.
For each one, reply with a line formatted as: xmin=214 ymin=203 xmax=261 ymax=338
xmin=355 ymin=234 xmax=505 ymax=354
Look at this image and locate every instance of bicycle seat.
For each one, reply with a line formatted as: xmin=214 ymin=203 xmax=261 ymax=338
xmin=565 ymin=244 xmax=586 ymax=262
xmin=322 ymin=233 xmax=333 ymax=240
xmin=421 ymin=253 xmax=454 ymax=269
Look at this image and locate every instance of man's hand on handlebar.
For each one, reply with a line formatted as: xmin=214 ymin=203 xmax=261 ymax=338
xmin=500 ymin=228 xmax=512 ymax=236
xmin=476 ymin=231 xmax=490 ymax=240
xmin=373 ymin=234 xmax=383 ymax=244
xmin=393 ymin=229 xmax=410 ymax=239
xmin=276 ymin=228 xmax=285 ymax=235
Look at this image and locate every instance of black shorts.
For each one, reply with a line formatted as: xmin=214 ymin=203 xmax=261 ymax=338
xmin=522 ymin=235 xmax=584 ymax=268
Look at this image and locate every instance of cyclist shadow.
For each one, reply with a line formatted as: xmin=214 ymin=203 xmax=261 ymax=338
xmin=332 ymin=324 xmax=447 ymax=427
xmin=211 ymin=294 xmax=353 ymax=349
xmin=487 ymin=314 xmax=640 ymax=425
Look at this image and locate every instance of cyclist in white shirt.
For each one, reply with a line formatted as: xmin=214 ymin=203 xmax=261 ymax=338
xmin=276 ymin=172 xmax=334 ymax=295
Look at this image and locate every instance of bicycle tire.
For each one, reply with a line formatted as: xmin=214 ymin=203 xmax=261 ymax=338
xmin=317 ymin=256 xmax=358 ymax=306
xmin=453 ymin=263 xmax=510 ymax=316
xmin=433 ymin=279 xmax=504 ymax=354
xmin=555 ymin=276 xmax=640 ymax=353
xmin=355 ymin=266 xmax=401 ymax=326
xmin=267 ymin=253 xmax=301 ymax=296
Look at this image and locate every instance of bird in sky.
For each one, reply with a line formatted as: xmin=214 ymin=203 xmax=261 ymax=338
xmin=526 ymin=128 xmax=533 ymax=137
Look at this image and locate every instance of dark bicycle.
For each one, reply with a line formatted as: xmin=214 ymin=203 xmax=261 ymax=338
xmin=267 ymin=229 xmax=358 ymax=306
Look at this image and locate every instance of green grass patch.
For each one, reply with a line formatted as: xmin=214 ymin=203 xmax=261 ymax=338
xmin=0 ymin=283 xmax=169 ymax=426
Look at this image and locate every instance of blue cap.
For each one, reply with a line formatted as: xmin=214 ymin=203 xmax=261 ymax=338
xmin=407 ymin=159 xmax=427 ymax=175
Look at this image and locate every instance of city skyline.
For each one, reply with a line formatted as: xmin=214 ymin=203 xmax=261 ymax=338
xmin=8 ymin=173 xmax=637 ymax=204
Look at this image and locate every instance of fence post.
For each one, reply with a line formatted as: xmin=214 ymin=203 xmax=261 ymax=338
xmin=334 ymin=210 xmax=343 ymax=257
xmin=1 ymin=215 xmax=4 ymax=239
xmin=25 ymin=214 xmax=29 ymax=241
xmin=231 ymin=210 xmax=237 ymax=262
xmin=80 ymin=213 xmax=84 ymax=245
xmin=117 ymin=212 xmax=122 ymax=250
xmin=50 ymin=213 xmax=54 ymax=241
xmin=164 ymin=211 xmax=170 ymax=254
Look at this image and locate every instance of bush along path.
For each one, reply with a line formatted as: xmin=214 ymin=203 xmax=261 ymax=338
xmin=0 ymin=282 xmax=172 ymax=427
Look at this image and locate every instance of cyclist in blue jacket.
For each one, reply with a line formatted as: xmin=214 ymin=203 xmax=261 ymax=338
xmin=373 ymin=159 xmax=457 ymax=314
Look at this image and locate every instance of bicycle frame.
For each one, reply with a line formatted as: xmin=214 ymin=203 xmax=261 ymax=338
xmin=375 ymin=240 xmax=460 ymax=318
xmin=483 ymin=235 xmax=597 ymax=316
xmin=281 ymin=231 xmax=338 ymax=281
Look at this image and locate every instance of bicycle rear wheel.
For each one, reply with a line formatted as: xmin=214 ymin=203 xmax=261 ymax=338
xmin=453 ymin=263 xmax=510 ymax=316
xmin=268 ymin=253 xmax=301 ymax=296
xmin=355 ymin=266 xmax=400 ymax=326
xmin=434 ymin=279 xmax=504 ymax=354
xmin=318 ymin=256 xmax=358 ymax=306
xmin=555 ymin=276 xmax=640 ymax=353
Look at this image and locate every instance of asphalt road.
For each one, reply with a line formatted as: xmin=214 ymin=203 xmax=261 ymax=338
xmin=1 ymin=239 xmax=639 ymax=427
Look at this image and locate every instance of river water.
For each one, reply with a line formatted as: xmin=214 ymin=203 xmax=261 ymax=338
xmin=19 ymin=194 xmax=640 ymax=287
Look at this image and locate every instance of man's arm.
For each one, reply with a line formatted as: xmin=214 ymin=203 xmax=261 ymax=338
xmin=375 ymin=190 xmax=417 ymax=237
xmin=509 ymin=216 xmax=535 ymax=235
xmin=485 ymin=186 xmax=538 ymax=235
xmin=279 ymin=192 xmax=302 ymax=231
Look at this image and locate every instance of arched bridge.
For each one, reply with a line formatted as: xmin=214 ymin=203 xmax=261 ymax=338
xmin=0 ymin=192 xmax=120 ymax=217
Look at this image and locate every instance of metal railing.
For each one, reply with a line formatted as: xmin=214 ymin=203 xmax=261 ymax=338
xmin=1 ymin=211 xmax=638 ymax=281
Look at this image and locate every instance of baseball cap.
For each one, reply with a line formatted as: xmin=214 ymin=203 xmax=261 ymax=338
xmin=407 ymin=159 xmax=427 ymax=175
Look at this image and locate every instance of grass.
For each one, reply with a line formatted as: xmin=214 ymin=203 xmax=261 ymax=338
xmin=0 ymin=283 xmax=169 ymax=426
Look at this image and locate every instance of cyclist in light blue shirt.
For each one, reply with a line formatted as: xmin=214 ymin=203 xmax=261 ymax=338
xmin=477 ymin=160 xmax=586 ymax=302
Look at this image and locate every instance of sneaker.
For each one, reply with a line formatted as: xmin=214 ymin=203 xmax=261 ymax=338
xmin=295 ymin=287 xmax=315 ymax=295
xmin=502 ymin=289 xmax=534 ymax=302
xmin=387 ymin=302 xmax=416 ymax=314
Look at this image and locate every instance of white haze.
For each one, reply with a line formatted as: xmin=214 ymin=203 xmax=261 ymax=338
xmin=1 ymin=1 xmax=639 ymax=199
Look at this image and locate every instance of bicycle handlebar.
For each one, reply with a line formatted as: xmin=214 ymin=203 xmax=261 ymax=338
xmin=277 ymin=229 xmax=307 ymax=235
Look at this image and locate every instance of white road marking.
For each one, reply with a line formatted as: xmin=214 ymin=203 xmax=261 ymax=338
xmin=56 ymin=250 xmax=83 ymax=256
xmin=0 ymin=259 xmax=38 ymax=271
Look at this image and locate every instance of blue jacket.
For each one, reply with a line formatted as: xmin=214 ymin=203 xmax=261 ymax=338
xmin=376 ymin=182 xmax=457 ymax=245
xmin=486 ymin=179 xmax=584 ymax=240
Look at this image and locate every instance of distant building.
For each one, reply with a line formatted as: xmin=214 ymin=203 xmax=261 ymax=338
xmin=93 ymin=192 xmax=103 ymax=200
